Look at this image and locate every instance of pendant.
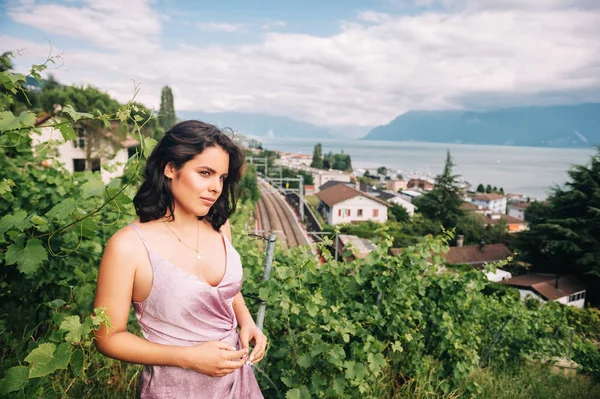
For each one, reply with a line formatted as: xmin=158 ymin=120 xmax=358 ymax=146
xmin=195 ymin=252 xmax=202 ymax=261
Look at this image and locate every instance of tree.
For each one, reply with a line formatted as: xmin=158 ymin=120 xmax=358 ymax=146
xmin=237 ymin=164 xmax=260 ymax=203
xmin=389 ymin=202 xmax=410 ymax=223
xmin=499 ymin=187 xmax=504 ymax=195
xmin=485 ymin=184 xmax=492 ymax=193
xmin=310 ymin=143 xmax=323 ymax=169
xmin=159 ymin=85 xmax=176 ymax=130
xmin=476 ymin=184 xmax=485 ymax=193
xmin=396 ymin=173 xmax=404 ymax=180
xmin=377 ymin=166 xmax=387 ymax=176
xmin=414 ymin=150 xmax=464 ymax=229
xmin=515 ymin=148 xmax=600 ymax=291
xmin=38 ymin=84 xmax=124 ymax=171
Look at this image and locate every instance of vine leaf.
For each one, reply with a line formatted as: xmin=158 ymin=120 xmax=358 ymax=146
xmin=62 ymin=105 xmax=93 ymax=122
xmin=25 ymin=342 xmax=72 ymax=379
xmin=80 ymin=178 xmax=104 ymax=199
xmin=45 ymin=198 xmax=77 ymax=223
xmin=58 ymin=123 xmax=77 ymax=141
xmin=60 ymin=315 xmax=83 ymax=343
xmin=5 ymin=237 xmax=48 ymax=274
xmin=0 ymin=210 xmax=28 ymax=235
xmin=0 ymin=110 xmax=36 ymax=132
xmin=0 ymin=366 xmax=29 ymax=394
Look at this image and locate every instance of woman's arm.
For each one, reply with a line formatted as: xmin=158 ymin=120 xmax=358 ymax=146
xmin=93 ymin=227 xmax=247 ymax=376
xmin=222 ymin=220 xmax=268 ymax=365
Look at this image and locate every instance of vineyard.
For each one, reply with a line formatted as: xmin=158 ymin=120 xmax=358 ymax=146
xmin=1 ymin=57 xmax=600 ymax=398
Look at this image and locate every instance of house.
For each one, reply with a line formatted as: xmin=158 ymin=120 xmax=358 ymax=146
xmin=501 ymin=274 xmax=587 ymax=309
xmin=316 ymin=184 xmax=390 ymax=225
xmin=508 ymin=202 xmax=531 ymax=220
xmin=319 ymin=180 xmax=354 ymax=192
xmin=358 ymin=183 xmax=416 ymax=217
xmin=304 ymin=185 xmax=315 ymax=196
xmin=386 ymin=179 xmax=408 ymax=192
xmin=471 ymin=193 xmax=507 ymax=214
xmin=460 ymin=202 xmax=486 ymax=213
xmin=32 ymin=116 xmax=139 ymax=184
xmin=407 ymin=178 xmax=434 ymax=191
xmin=442 ymin=242 xmax=513 ymax=282
xmin=312 ymin=169 xmax=352 ymax=192
xmin=478 ymin=213 xmax=528 ymax=233
xmin=398 ymin=190 xmax=422 ymax=202
xmin=336 ymin=234 xmax=377 ymax=261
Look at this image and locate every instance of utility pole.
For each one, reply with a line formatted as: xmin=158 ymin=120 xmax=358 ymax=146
xmin=297 ymin=174 xmax=304 ymax=222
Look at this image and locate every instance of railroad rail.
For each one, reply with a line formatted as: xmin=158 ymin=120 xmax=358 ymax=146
xmin=256 ymin=180 xmax=308 ymax=248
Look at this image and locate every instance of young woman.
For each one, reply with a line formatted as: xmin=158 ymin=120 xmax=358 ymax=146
xmin=94 ymin=120 xmax=266 ymax=398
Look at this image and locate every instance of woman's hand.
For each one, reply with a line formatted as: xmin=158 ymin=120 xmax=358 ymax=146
xmin=182 ymin=341 xmax=247 ymax=377
xmin=239 ymin=322 xmax=268 ymax=365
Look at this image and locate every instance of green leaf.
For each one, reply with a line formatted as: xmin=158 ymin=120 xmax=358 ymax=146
xmin=297 ymin=353 xmax=312 ymax=368
xmin=58 ymin=123 xmax=76 ymax=141
xmin=71 ymin=349 xmax=85 ymax=379
xmin=0 ymin=178 xmax=14 ymax=195
xmin=143 ymin=137 xmax=157 ymax=158
xmin=5 ymin=238 xmax=48 ymax=274
xmin=60 ymin=315 xmax=83 ymax=343
xmin=80 ymin=178 xmax=105 ymax=199
xmin=45 ymin=198 xmax=77 ymax=223
xmin=48 ymin=299 xmax=67 ymax=309
xmin=0 ymin=110 xmax=36 ymax=132
xmin=0 ymin=210 xmax=27 ymax=235
xmin=26 ymin=342 xmax=72 ymax=379
xmin=62 ymin=105 xmax=93 ymax=122
xmin=0 ymin=366 xmax=29 ymax=394
xmin=286 ymin=389 xmax=301 ymax=399
xmin=25 ymin=343 xmax=55 ymax=366
xmin=31 ymin=215 xmax=47 ymax=226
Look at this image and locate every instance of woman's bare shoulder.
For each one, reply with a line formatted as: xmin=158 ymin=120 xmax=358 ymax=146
xmin=104 ymin=223 xmax=148 ymax=260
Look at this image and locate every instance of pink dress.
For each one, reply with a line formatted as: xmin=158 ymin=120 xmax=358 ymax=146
xmin=129 ymin=224 xmax=264 ymax=399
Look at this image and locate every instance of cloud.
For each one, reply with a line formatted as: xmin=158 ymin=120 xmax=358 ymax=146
xmin=2 ymin=1 xmax=599 ymax=127
xmin=196 ymin=22 xmax=247 ymax=33
xmin=261 ymin=20 xmax=287 ymax=31
xmin=7 ymin=0 xmax=161 ymax=53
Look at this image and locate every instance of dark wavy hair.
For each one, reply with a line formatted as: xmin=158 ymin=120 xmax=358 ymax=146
xmin=133 ymin=120 xmax=245 ymax=230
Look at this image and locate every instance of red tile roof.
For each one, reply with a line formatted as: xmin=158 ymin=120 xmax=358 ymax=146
xmin=316 ymin=184 xmax=390 ymax=207
xmin=510 ymin=202 xmax=532 ymax=209
xmin=473 ymin=193 xmax=507 ymax=201
xmin=442 ymin=244 xmax=512 ymax=265
xmin=502 ymin=274 xmax=586 ymax=300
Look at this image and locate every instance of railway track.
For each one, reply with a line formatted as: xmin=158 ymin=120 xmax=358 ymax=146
xmin=257 ymin=180 xmax=307 ymax=248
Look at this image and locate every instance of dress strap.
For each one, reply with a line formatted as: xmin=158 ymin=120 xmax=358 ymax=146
xmin=128 ymin=223 xmax=151 ymax=252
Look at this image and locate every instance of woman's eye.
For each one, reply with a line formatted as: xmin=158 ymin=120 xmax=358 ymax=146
xmin=220 ymin=176 xmax=227 ymax=181
xmin=200 ymin=171 xmax=210 ymax=176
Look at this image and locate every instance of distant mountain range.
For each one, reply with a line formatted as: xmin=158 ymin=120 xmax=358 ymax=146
xmin=177 ymin=111 xmax=338 ymax=139
xmin=364 ymin=103 xmax=600 ymax=147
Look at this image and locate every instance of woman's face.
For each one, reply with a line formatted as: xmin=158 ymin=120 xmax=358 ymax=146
xmin=165 ymin=145 xmax=230 ymax=217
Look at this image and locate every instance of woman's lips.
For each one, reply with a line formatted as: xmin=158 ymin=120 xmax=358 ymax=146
xmin=200 ymin=196 xmax=216 ymax=205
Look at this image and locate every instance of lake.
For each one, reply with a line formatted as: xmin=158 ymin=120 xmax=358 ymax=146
xmin=259 ymin=138 xmax=596 ymax=199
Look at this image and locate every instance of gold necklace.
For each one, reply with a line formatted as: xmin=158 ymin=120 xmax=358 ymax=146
xmin=163 ymin=220 xmax=201 ymax=261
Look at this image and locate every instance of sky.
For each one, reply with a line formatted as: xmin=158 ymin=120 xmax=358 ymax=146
xmin=1 ymin=0 xmax=599 ymax=127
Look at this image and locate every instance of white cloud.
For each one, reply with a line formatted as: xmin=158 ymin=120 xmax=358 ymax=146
xmin=2 ymin=1 xmax=599 ymax=127
xmin=7 ymin=0 xmax=161 ymax=53
xmin=261 ymin=20 xmax=287 ymax=31
xmin=196 ymin=22 xmax=247 ymax=33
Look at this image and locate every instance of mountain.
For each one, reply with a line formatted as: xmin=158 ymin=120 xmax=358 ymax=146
xmin=177 ymin=111 xmax=334 ymax=139
xmin=364 ymin=103 xmax=600 ymax=147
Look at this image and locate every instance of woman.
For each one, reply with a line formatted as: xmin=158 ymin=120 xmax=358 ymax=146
xmin=94 ymin=120 xmax=266 ymax=398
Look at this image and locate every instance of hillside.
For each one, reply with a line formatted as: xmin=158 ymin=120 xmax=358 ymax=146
xmin=364 ymin=103 xmax=600 ymax=147
xmin=177 ymin=111 xmax=334 ymax=139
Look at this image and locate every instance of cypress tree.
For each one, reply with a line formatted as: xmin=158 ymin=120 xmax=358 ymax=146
xmin=159 ymin=85 xmax=176 ymax=130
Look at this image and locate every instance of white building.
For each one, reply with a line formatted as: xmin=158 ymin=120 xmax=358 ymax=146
xmin=316 ymin=184 xmax=389 ymax=225
xmin=472 ymin=193 xmax=508 ymax=214
xmin=508 ymin=202 xmax=531 ymax=220
xmin=502 ymin=274 xmax=587 ymax=309
xmin=32 ymin=119 xmax=139 ymax=184
xmin=387 ymin=195 xmax=417 ymax=217
xmin=312 ymin=169 xmax=352 ymax=193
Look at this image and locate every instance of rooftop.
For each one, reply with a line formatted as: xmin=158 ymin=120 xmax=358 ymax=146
xmin=473 ymin=193 xmax=507 ymax=201
xmin=502 ymin=274 xmax=586 ymax=300
xmin=339 ymin=234 xmax=377 ymax=259
xmin=316 ymin=184 xmax=390 ymax=207
xmin=442 ymin=243 xmax=512 ymax=265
